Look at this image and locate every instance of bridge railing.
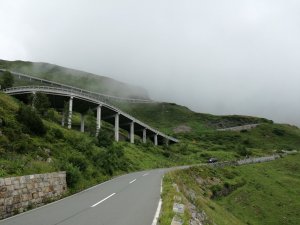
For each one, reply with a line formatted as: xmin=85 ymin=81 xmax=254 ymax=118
xmin=0 ymin=69 xmax=156 ymax=104
xmin=3 ymin=85 xmax=179 ymax=143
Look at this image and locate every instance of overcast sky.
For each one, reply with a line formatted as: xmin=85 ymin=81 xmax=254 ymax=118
xmin=0 ymin=0 xmax=300 ymax=126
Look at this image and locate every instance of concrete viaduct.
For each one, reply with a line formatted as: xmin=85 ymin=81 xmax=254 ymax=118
xmin=0 ymin=69 xmax=179 ymax=145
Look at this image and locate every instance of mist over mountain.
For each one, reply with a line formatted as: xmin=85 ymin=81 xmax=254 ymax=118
xmin=0 ymin=60 xmax=150 ymax=100
xmin=0 ymin=0 xmax=300 ymax=127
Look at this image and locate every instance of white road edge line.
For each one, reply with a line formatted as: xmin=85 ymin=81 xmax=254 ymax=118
xmin=151 ymin=176 xmax=163 ymax=225
xmin=91 ymin=193 xmax=116 ymax=208
xmin=143 ymin=173 xmax=149 ymax=176
xmin=129 ymin=179 xmax=137 ymax=184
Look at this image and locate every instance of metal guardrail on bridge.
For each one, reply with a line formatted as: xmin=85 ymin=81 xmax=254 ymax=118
xmin=3 ymin=85 xmax=179 ymax=143
xmin=0 ymin=69 xmax=156 ymax=104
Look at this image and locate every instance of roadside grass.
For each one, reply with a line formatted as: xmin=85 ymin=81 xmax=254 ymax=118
xmin=161 ymin=168 xmax=244 ymax=225
xmin=160 ymin=154 xmax=300 ymax=225
xmin=159 ymin=172 xmax=191 ymax=225
xmin=0 ymin=93 xmax=208 ymax=193
xmin=217 ymin=154 xmax=300 ymax=225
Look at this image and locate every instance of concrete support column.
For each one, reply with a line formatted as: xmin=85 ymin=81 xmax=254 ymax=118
xmin=31 ymin=91 xmax=36 ymax=109
xmin=142 ymin=129 xmax=147 ymax=143
xmin=61 ymin=112 xmax=65 ymax=127
xmin=67 ymin=96 xmax=73 ymax=129
xmin=154 ymin=134 xmax=158 ymax=146
xmin=114 ymin=113 xmax=119 ymax=142
xmin=130 ymin=121 xmax=134 ymax=144
xmin=96 ymin=105 xmax=102 ymax=136
xmin=80 ymin=114 xmax=85 ymax=132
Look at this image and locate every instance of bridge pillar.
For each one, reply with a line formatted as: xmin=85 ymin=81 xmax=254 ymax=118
xmin=114 ymin=113 xmax=119 ymax=142
xmin=67 ymin=96 xmax=73 ymax=129
xmin=154 ymin=134 xmax=158 ymax=146
xmin=96 ymin=105 xmax=102 ymax=136
xmin=130 ymin=121 xmax=134 ymax=144
xmin=80 ymin=114 xmax=85 ymax=132
xmin=61 ymin=112 xmax=65 ymax=127
xmin=31 ymin=91 xmax=36 ymax=109
xmin=142 ymin=129 xmax=147 ymax=143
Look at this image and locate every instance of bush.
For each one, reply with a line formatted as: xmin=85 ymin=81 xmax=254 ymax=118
xmin=68 ymin=154 xmax=88 ymax=172
xmin=97 ymin=129 xmax=113 ymax=147
xmin=273 ymin=128 xmax=285 ymax=136
xmin=162 ymin=151 xmax=171 ymax=158
xmin=210 ymin=184 xmax=223 ymax=198
xmin=17 ymin=104 xmax=46 ymax=135
xmin=236 ymin=145 xmax=251 ymax=156
xmin=100 ymin=145 xmax=129 ymax=175
xmin=64 ymin=163 xmax=81 ymax=188
xmin=34 ymin=93 xmax=51 ymax=115
xmin=12 ymin=136 xmax=35 ymax=154
xmin=51 ymin=128 xmax=64 ymax=139
xmin=0 ymin=71 xmax=14 ymax=89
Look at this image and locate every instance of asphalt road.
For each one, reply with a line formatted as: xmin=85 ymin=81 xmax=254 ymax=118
xmin=0 ymin=169 xmax=169 ymax=225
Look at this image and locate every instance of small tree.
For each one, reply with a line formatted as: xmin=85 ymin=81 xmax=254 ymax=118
xmin=17 ymin=104 xmax=46 ymax=135
xmin=97 ymin=129 xmax=113 ymax=147
xmin=35 ymin=93 xmax=51 ymax=115
xmin=100 ymin=145 xmax=129 ymax=175
xmin=1 ymin=71 xmax=14 ymax=89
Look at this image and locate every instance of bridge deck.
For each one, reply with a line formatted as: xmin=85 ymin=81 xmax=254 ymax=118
xmin=2 ymin=85 xmax=178 ymax=144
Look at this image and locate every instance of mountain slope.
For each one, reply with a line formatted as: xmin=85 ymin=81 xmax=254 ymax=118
xmin=0 ymin=59 xmax=150 ymax=99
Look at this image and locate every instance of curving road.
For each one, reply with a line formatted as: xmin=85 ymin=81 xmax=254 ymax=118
xmin=0 ymin=169 xmax=168 ymax=225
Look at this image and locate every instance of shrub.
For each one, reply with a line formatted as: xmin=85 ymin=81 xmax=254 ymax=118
xmin=68 ymin=154 xmax=88 ymax=172
xmin=210 ymin=184 xmax=223 ymax=198
xmin=12 ymin=136 xmax=35 ymax=154
xmin=64 ymin=163 xmax=81 ymax=188
xmin=162 ymin=151 xmax=171 ymax=158
xmin=236 ymin=145 xmax=251 ymax=156
xmin=17 ymin=104 xmax=46 ymax=135
xmin=100 ymin=145 xmax=129 ymax=175
xmin=0 ymin=71 xmax=14 ymax=89
xmin=273 ymin=128 xmax=285 ymax=136
xmin=34 ymin=93 xmax=51 ymax=115
xmin=97 ymin=129 xmax=113 ymax=147
xmin=51 ymin=128 xmax=64 ymax=139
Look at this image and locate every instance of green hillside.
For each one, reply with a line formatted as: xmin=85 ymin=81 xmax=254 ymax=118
xmin=0 ymin=92 xmax=194 ymax=193
xmin=161 ymin=154 xmax=300 ymax=225
xmin=1 ymin=60 xmax=300 ymax=222
xmin=119 ymin=102 xmax=300 ymax=161
xmin=0 ymin=59 xmax=149 ymax=99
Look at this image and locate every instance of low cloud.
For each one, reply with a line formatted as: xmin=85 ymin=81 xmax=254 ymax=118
xmin=0 ymin=0 xmax=299 ymax=126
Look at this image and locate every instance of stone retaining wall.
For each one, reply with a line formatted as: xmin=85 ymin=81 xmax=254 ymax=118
xmin=0 ymin=171 xmax=67 ymax=219
xmin=217 ymin=124 xmax=259 ymax=132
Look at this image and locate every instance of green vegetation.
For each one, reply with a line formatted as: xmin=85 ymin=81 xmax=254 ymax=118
xmin=0 ymin=92 xmax=198 ymax=193
xmin=160 ymin=175 xmax=191 ymax=225
xmin=161 ymin=154 xmax=300 ymax=225
xmin=0 ymin=70 xmax=14 ymax=89
xmin=17 ymin=104 xmax=47 ymax=136
xmin=118 ymin=102 xmax=271 ymax=134
xmin=1 ymin=59 xmax=300 ymax=223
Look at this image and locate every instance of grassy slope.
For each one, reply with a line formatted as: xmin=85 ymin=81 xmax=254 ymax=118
xmin=120 ymin=102 xmax=300 ymax=163
xmin=161 ymin=154 xmax=300 ymax=225
xmin=1 ymin=60 xmax=300 ymax=223
xmin=0 ymin=59 xmax=149 ymax=99
xmin=118 ymin=102 xmax=270 ymax=134
xmin=0 ymin=92 xmax=191 ymax=193
xmin=217 ymin=154 xmax=300 ymax=225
